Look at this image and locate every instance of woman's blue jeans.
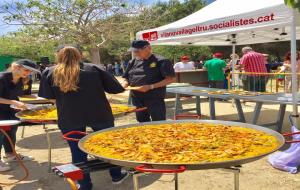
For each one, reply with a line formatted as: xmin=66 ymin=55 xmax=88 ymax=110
xmin=60 ymin=121 xmax=122 ymax=190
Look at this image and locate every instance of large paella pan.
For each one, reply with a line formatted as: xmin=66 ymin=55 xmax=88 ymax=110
xmin=78 ymin=120 xmax=284 ymax=170
xmin=15 ymin=104 xmax=139 ymax=122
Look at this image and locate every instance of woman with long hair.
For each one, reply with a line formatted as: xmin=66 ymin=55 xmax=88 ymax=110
xmin=0 ymin=59 xmax=39 ymax=171
xmin=39 ymin=45 xmax=127 ymax=190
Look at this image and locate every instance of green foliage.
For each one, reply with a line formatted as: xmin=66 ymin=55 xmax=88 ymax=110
xmin=153 ymin=45 xmax=211 ymax=63
xmin=155 ymin=0 xmax=205 ymax=24
xmin=285 ymin=0 xmax=300 ymax=11
xmin=133 ymin=0 xmax=206 ymax=32
xmin=0 ymin=0 xmax=210 ymax=63
xmin=1 ymin=0 xmax=131 ymax=64
xmin=0 ymin=34 xmax=57 ymax=62
xmin=135 ymin=0 xmax=210 ymax=62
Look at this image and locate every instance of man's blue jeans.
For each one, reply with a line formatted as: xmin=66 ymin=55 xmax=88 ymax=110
xmin=60 ymin=121 xmax=122 ymax=190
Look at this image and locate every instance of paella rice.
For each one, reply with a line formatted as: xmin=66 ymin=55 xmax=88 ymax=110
xmin=18 ymin=104 xmax=136 ymax=120
xmin=83 ymin=123 xmax=279 ymax=164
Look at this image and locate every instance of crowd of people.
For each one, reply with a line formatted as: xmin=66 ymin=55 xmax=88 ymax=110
xmin=105 ymin=61 xmax=128 ymax=76
xmin=173 ymin=47 xmax=299 ymax=93
xmin=75 ymin=45 xmax=298 ymax=94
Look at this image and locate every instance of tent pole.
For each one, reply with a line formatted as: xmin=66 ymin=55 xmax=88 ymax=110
xmin=231 ymin=44 xmax=236 ymax=89
xmin=290 ymin=9 xmax=298 ymax=126
xmin=130 ymin=31 xmax=135 ymax=59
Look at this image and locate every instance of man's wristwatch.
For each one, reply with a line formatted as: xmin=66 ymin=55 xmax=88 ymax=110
xmin=150 ymin=84 xmax=155 ymax=90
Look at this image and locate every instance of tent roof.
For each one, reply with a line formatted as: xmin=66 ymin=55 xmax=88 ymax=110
xmin=137 ymin=0 xmax=300 ymax=46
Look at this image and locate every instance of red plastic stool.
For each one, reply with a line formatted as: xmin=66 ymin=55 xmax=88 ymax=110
xmin=0 ymin=120 xmax=21 ymax=131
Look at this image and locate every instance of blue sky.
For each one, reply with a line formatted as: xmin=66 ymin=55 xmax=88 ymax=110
xmin=0 ymin=0 xmax=214 ymax=36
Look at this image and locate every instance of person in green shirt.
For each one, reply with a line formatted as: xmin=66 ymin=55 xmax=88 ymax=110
xmin=203 ymin=53 xmax=228 ymax=89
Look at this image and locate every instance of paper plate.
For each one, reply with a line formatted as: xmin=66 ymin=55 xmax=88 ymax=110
xmin=10 ymin=104 xmax=40 ymax=110
xmin=126 ymin=86 xmax=140 ymax=90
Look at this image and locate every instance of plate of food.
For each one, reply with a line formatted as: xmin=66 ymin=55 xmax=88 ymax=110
xmin=192 ymin=90 xmax=208 ymax=93
xmin=110 ymin=104 xmax=137 ymax=117
xmin=258 ymin=92 xmax=276 ymax=95
xmin=228 ymin=89 xmax=244 ymax=94
xmin=10 ymin=103 xmax=40 ymax=110
xmin=236 ymin=91 xmax=260 ymax=96
xmin=125 ymin=86 xmax=140 ymax=91
xmin=208 ymin=90 xmax=228 ymax=95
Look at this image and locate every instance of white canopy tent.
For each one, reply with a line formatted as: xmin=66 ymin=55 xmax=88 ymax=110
xmin=137 ymin=0 xmax=299 ymax=124
xmin=137 ymin=0 xmax=300 ymax=46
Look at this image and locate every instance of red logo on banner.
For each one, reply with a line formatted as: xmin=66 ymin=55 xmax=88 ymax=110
xmin=142 ymin=31 xmax=158 ymax=41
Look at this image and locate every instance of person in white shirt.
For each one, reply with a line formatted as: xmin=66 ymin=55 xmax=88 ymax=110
xmin=174 ymin=56 xmax=195 ymax=72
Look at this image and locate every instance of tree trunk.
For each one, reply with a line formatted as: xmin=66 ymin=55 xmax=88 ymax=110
xmin=89 ymin=47 xmax=101 ymax=65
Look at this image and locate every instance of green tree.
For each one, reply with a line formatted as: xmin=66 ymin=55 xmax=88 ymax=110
xmin=133 ymin=0 xmax=206 ymax=32
xmin=1 ymin=0 xmax=133 ymax=65
xmin=285 ymin=0 xmax=300 ymax=11
xmin=0 ymin=0 xmax=210 ymax=64
xmin=0 ymin=32 xmax=57 ymax=62
xmin=134 ymin=0 xmax=211 ymax=62
xmin=153 ymin=46 xmax=211 ymax=63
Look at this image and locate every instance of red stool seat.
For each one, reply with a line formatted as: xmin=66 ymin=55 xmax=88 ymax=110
xmin=0 ymin=120 xmax=21 ymax=131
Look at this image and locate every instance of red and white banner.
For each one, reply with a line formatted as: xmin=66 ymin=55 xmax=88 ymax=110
xmin=137 ymin=0 xmax=298 ymax=46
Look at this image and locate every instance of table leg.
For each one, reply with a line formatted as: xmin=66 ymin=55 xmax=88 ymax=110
xmin=251 ymin=102 xmax=263 ymax=124
xmin=234 ymin=99 xmax=246 ymax=123
xmin=196 ymin=96 xmax=201 ymax=116
xmin=21 ymin=126 xmax=26 ymax=138
xmin=234 ymin=169 xmax=240 ymax=190
xmin=276 ymin=104 xmax=286 ymax=133
xmin=45 ymin=126 xmax=52 ymax=173
xmin=133 ymin=173 xmax=140 ymax=190
xmin=128 ymin=93 xmax=132 ymax=105
xmin=174 ymin=94 xmax=182 ymax=116
xmin=174 ymin=173 xmax=179 ymax=190
xmin=209 ymin=97 xmax=216 ymax=120
xmin=223 ymin=167 xmax=240 ymax=190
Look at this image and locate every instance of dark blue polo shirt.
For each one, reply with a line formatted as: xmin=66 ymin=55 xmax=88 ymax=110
xmin=123 ymin=54 xmax=175 ymax=99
